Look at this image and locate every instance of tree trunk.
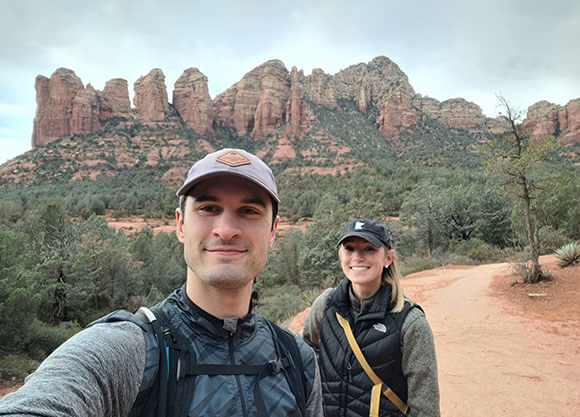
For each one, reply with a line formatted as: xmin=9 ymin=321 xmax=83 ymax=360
xmin=522 ymin=179 xmax=542 ymax=283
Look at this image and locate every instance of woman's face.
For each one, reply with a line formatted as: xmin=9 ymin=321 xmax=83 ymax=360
xmin=338 ymin=236 xmax=394 ymax=299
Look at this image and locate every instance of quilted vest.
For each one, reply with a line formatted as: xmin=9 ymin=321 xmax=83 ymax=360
xmin=141 ymin=287 xmax=313 ymax=417
xmin=319 ymin=279 xmax=412 ymax=417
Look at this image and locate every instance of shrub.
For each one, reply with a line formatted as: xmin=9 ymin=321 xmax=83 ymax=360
xmin=554 ymin=242 xmax=580 ymax=268
xmin=450 ymin=238 xmax=503 ymax=264
xmin=0 ymin=354 xmax=40 ymax=380
xmin=539 ymin=226 xmax=569 ymax=254
xmin=400 ymin=256 xmax=442 ymax=276
xmin=255 ymin=284 xmax=306 ymax=324
xmin=447 ymin=254 xmax=478 ymax=265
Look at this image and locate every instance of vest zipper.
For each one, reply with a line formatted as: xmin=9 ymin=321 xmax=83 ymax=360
xmin=229 ymin=334 xmax=250 ymax=417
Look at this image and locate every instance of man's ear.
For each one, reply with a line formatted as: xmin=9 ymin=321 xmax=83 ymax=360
xmin=176 ymin=207 xmax=185 ymax=243
xmin=269 ymin=216 xmax=280 ymax=247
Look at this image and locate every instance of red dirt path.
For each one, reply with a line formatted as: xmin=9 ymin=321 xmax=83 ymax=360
xmin=402 ymin=255 xmax=579 ymax=416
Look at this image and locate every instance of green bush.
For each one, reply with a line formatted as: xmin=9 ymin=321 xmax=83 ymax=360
xmin=554 ymin=242 xmax=580 ymax=268
xmin=255 ymin=284 xmax=306 ymax=324
xmin=0 ymin=354 xmax=40 ymax=380
xmin=24 ymin=320 xmax=82 ymax=360
xmin=539 ymin=226 xmax=570 ymax=254
xmin=447 ymin=254 xmax=479 ymax=265
xmin=400 ymin=256 xmax=442 ymax=276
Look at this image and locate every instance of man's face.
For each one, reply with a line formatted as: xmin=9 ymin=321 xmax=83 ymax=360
xmin=176 ymin=175 xmax=278 ymax=290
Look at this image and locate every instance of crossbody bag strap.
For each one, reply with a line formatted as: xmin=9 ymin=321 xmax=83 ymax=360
xmin=335 ymin=313 xmax=409 ymax=416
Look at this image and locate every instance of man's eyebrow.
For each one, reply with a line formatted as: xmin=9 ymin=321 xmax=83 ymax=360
xmin=242 ymin=197 xmax=268 ymax=208
xmin=192 ymin=195 xmax=267 ymax=208
xmin=192 ymin=194 xmax=218 ymax=203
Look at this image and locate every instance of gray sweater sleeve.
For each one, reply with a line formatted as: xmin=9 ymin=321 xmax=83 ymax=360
xmin=0 ymin=321 xmax=146 ymax=417
xmin=301 ymin=288 xmax=332 ymax=351
xmin=401 ymin=308 xmax=441 ymax=417
xmin=303 ymin=344 xmax=324 ymax=417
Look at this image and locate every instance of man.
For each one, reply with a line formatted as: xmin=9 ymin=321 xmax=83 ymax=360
xmin=0 ymin=148 xmax=322 ymax=416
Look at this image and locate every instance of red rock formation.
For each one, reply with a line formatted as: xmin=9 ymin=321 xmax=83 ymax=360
xmin=71 ymin=84 xmax=101 ymax=135
xmin=32 ymin=68 xmax=84 ymax=147
xmin=213 ymin=60 xmax=290 ymax=138
xmin=560 ymin=99 xmax=580 ymax=144
xmin=134 ymin=68 xmax=169 ymax=122
xmin=103 ymin=78 xmax=131 ymax=116
xmin=416 ymin=97 xmax=487 ymax=130
xmin=303 ymin=68 xmax=337 ymax=108
xmin=32 ymin=69 xmax=133 ymax=148
xmin=523 ymin=99 xmax=580 ymax=144
xmin=29 ymin=58 xmax=579 ymax=153
xmin=377 ymin=88 xmax=421 ymax=138
xmin=173 ymin=68 xmax=214 ymax=136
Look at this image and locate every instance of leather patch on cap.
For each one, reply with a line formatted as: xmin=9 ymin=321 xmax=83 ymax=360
xmin=216 ymin=150 xmax=251 ymax=167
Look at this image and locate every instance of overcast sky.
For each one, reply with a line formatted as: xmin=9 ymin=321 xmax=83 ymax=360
xmin=1 ymin=0 xmax=579 ymax=164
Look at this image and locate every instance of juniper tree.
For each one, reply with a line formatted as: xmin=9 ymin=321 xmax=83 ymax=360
xmin=476 ymin=96 xmax=560 ymax=283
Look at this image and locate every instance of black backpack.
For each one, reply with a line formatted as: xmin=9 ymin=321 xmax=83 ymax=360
xmin=97 ymin=306 xmax=308 ymax=417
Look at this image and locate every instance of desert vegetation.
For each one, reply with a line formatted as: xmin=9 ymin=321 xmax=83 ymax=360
xmin=0 ymin=97 xmax=578 ymax=378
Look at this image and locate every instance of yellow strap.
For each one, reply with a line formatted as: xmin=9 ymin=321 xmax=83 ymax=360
xmin=383 ymin=387 xmax=409 ymax=415
xmin=370 ymin=383 xmax=382 ymax=417
xmin=336 ymin=312 xmax=409 ymax=415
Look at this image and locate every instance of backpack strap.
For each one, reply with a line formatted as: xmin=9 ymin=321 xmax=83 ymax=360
xmin=136 ymin=306 xmax=196 ymax=417
xmin=266 ymin=320 xmax=308 ymax=415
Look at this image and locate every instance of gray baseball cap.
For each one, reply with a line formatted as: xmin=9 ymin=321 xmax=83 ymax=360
xmin=176 ymin=148 xmax=280 ymax=204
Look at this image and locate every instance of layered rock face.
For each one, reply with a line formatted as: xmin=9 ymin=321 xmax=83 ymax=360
xmin=32 ymin=68 xmax=132 ymax=147
xmin=523 ymin=99 xmax=580 ymax=144
xmin=134 ymin=69 xmax=169 ymax=122
xmin=103 ymin=79 xmax=131 ymax=116
xmin=30 ymin=58 xmax=580 ymax=149
xmin=214 ymin=59 xmax=291 ymax=138
xmin=173 ymin=68 xmax=214 ymax=136
xmin=32 ymin=68 xmax=84 ymax=146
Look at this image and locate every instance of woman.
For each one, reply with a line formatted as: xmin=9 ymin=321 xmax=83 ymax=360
xmin=302 ymin=219 xmax=440 ymax=417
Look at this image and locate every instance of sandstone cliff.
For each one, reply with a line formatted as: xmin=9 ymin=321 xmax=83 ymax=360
xmin=173 ymin=68 xmax=214 ymax=136
xmin=134 ymin=69 xmax=169 ymax=122
xmin=32 ymin=68 xmax=132 ymax=147
xmin=523 ymin=99 xmax=580 ymax=144
xmin=30 ymin=58 xmax=580 ymax=151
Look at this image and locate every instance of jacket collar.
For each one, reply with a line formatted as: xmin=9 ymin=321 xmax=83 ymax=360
xmin=171 ymin=285 xmax=257 ymax=339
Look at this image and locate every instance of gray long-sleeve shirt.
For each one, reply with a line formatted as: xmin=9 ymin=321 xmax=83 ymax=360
xmin=0 ymin=319 xmax=322 ymax=416
xmin=302 ymin=288 xmax=440 ymax=417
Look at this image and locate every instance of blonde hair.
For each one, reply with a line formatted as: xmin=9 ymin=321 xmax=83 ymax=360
xmin=382 ymin=249 xmax=414 ymax=312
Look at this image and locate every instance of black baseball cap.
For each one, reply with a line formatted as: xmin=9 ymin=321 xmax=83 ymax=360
xmin=337 ymin=218 xmax=393 ymax=248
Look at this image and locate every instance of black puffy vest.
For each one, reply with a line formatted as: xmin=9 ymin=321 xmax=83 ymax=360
xmin=319 ymin=280 xmax=413 ymax=417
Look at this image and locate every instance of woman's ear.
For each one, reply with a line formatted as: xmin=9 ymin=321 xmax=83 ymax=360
xmin=383 ymin=249 xmax=395 ymax=268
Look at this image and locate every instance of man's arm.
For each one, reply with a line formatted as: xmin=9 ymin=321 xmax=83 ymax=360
xmin=0 ymin=321 xmax=146 ymax=417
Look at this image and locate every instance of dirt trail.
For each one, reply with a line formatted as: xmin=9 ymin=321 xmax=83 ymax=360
xmin=403 ymin=259 xmax=579 ymax=417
